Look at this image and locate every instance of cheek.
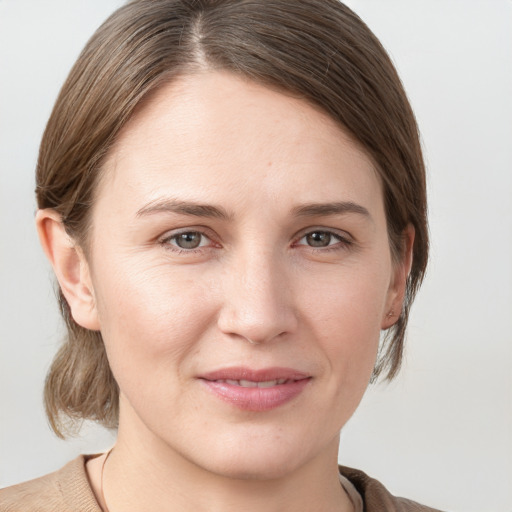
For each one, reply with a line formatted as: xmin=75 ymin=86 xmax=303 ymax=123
xmin=91 ymin=260 xmax=218 ymax=388
xmin=300 ymin=262 xmax=390 ymax=376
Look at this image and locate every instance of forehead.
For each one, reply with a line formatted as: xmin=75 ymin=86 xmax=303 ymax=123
xmin=97 ymin=71 xmax=383 ymax=219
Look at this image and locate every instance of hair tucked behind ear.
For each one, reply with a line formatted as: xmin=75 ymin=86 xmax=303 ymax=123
xmin=38 ymin=0 xmax=428 ymax=436
xmin=44 ymin=291 xmax=118 ymax=438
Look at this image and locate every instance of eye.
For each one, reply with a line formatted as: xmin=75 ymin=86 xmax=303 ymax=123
xmin=164 ymin=231 xmax=211 ymax=250
xmin=303 ymin=231 xmax=335 ymax=247
xmin=296 ymin=230 xmax=350 ymax=249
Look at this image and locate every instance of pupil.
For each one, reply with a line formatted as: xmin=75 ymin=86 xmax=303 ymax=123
xmin=177 ymin=232 xmax=201 ymax=249
xmin=307 ymin=232 xmax=330 ymax=247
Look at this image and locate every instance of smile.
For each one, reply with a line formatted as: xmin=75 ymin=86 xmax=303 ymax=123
xmin=200 ymin=367 xmax=311 ymax=411
xmin=212 ymin=378 xmax=292 ymax=387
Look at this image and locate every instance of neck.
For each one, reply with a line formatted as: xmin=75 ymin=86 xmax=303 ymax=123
xmin=92 ymin=400 xmax=353 ymax=512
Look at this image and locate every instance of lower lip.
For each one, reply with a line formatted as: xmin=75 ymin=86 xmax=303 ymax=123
xmin=201 ymin=379 xmax=311 ymax=411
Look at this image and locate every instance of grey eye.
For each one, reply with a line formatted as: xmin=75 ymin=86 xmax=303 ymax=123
xmin=173 ymin=232 xmax=204 ymax=249
xmin=305 ymin=231 xmax=334 ymax=247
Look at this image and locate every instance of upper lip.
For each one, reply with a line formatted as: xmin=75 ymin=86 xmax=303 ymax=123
xmin=200 ymin=367 xmax=310 ymax=382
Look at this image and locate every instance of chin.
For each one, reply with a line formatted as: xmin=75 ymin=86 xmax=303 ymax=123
xmin=201 ymin=455 xmax=303 ymax=481
xmin=184 ymin=430 xmax=322 ymax=482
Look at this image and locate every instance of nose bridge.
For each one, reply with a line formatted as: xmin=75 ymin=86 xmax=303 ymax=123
xmin=218 ymin=245 xmax=297 ymax=344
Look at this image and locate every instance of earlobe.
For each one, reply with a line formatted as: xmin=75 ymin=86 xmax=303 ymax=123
xmin=36 ymin=209 xmax=100 ymax=331
xmin=381 ymin=224 xmax=415 ymax=330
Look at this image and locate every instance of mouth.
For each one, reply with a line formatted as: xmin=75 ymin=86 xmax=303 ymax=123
xmin=199 ymin=367 xmax=311 ymax=411
xmin=211 ymin=378 xmax=295 ymax=388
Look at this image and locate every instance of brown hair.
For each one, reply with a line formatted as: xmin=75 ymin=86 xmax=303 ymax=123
xmin=37 ymin=0 xmax=428 ymax=437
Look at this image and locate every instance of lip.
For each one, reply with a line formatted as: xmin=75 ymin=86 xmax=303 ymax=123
xmin=199 ymin=367 xmax=311 ymax=411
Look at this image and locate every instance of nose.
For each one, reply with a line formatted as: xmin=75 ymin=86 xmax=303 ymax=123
xmin=217 ymin=249 xmax=298 ymax=345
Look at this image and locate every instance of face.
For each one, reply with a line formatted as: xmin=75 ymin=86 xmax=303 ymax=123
xmin=78 ymin=71 xmax=407 ymax=479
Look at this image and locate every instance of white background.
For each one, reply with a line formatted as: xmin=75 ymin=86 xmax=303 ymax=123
xmin=1 ymin=1 xmax=511 ymax=510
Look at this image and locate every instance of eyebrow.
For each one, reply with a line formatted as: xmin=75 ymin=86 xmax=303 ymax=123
xmin=291 ymin=201 xmax=371 ymax=219
xmin=136 ymin=198 xmax=371 ymax=222
xmin=136 ymin=198 xmax=233 ymax=220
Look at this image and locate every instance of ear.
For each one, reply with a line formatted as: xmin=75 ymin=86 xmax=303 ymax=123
xmin=381 ymin=224 xmax=415 ymax=330
xmin=36 ymin=209 xmax=100 ymax=331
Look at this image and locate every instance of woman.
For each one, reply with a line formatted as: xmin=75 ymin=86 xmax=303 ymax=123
xmin=1 ymin=0 xmax=437 ymax=510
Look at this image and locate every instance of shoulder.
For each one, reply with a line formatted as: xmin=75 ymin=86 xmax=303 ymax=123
xmin=0 ymin=455 xmax=101 ymax=512
xmin=339 ymin=465 xmax=445 ymax=512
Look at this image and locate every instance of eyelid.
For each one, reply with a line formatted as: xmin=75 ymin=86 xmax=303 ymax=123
xmin=157 ymin=225 xmax=354 ymax=254
xmin=159 ymin=226 xmax=220 ymax=251
xmin=293 ymin=226 xmax=354 ymax=246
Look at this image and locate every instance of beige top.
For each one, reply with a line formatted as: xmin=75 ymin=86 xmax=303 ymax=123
xmin=339 ymin=473 xmax=364 ymax=512
xmin=0 ymin=455 xmax=443 ymax=512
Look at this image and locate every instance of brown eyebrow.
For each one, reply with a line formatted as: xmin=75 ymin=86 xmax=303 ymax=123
xmin=136 ymin=198 xmax=371 ymax=222
xmin=136 ymin=199 xmax=233 ymax=220
xmin=292 ymin=201 xmax=371 ymax=219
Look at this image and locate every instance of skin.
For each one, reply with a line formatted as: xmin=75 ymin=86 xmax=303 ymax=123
xmin=37 ymin=71 xmax=413 ymax=512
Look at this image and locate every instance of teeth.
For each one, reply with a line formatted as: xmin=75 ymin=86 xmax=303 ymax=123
xmin=218 ymin=379 xmax=289 ymax=388
xmin=239 ymin=379 xmax=258 ymax=388
xmin=257 ymin=380 xmax=276 ymax=388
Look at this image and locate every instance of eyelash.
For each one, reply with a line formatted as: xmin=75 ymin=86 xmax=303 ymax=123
xmin=159 ymin=228 xmax=352 ymax=254
xmin=295 ymin=230 xmax=352 ymax=252
xmin=159 ymin=230 xmax=215 ymax=254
